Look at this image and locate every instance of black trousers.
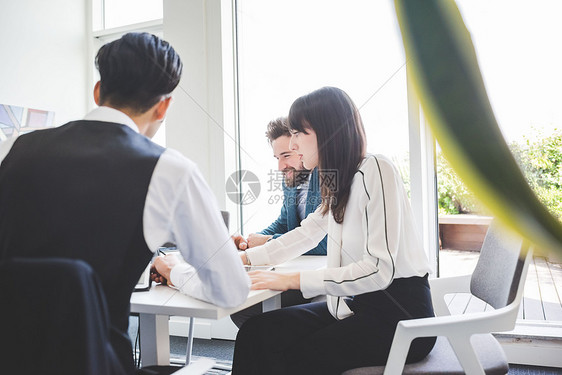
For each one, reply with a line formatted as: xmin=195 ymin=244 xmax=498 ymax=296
xmin=232 ymin=274 xmax=436 ymax=375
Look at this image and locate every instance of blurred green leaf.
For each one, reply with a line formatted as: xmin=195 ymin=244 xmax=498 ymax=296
xmin=394 ymin=0 xmax=562 ymax=254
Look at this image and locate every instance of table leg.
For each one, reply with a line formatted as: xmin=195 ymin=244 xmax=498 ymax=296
xmin=139 ymin=313 xmax=170 ymax=366
xmin=185 ymin=317 xmax=195 ymax=365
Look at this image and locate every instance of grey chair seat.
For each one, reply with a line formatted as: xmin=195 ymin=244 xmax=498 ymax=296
xmin=341 ymin=221 xmax=531 ymax=374
xmin=342 ymin=335 xmax=508 ymax=375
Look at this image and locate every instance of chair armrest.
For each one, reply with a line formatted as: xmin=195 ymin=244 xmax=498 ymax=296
xmin=397 ymin=307 xmax=515 ymax=338
xmin=429 ymin=274 xmax=471 ymax=316
xmin=171 ymin=358 xmax=215 ymax=375
xmin=383 ymin=304 xmax=518 ymax=375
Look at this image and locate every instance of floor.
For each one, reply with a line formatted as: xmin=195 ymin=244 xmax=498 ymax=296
xmin=167 ymin=337 xmax=562 ymax=374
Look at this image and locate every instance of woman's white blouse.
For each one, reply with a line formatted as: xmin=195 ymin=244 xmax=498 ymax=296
xmin=246 ymin=154 xmax=431 ymax=319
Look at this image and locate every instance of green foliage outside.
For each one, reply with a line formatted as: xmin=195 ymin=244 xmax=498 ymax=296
xmin=437 ymin=152 xmax=484 ymax=215
xmin=510 ymin=128 xmax=562 ymax=221
xmin=438 ymin=128 xmax=562 ymax=220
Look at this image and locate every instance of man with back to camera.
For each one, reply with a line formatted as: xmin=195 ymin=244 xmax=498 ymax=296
xmin=230 ymin=117 xmax=327 ymax=327
xmin=0 ymin=32 xmax=250 ymax=374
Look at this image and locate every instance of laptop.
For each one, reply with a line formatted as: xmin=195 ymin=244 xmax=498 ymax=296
xmin=244 ymin=265 xmax=274 ymax=272
xmin=134 ymin=263 xmax=152 ymax=291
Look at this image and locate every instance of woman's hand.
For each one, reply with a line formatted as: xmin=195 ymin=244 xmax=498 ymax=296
xmin=247 ymin=233 xmax=273 ymax=248
xmin=248 ymin=271 xmax=300 ymax=291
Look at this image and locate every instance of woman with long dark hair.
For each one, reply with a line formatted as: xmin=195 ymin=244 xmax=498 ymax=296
xmin=232 ymin=87 xmax=436 ymax=374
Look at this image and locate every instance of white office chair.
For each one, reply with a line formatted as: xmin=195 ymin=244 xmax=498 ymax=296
xmin=343 ymin=221 xmax=532 ymax=375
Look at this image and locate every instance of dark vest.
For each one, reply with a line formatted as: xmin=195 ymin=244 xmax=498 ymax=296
xmin=0 ymin=120 xmax=165 ymax=374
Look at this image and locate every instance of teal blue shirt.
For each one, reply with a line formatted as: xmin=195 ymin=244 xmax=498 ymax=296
xmin=259 ymin=168 xmax=327 ymax=255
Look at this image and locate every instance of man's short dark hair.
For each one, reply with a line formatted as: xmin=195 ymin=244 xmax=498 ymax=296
xmin=265 ymin=117 xmax=290 ymax=144
xmin=95 ymin=32 xmax=183 ymax=114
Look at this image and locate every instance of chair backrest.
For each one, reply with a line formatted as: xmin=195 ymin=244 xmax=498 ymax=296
xmin=470 ymin=221 xmax=529 ymax=309
xmin=0 ymin=257 xmax=120 ymax=375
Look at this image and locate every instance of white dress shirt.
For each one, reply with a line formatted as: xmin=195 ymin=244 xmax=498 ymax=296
xmin=246 ymin=154 xmax=431 ymax=319
xmin=0 ymin=107 xmax=251 ymax=308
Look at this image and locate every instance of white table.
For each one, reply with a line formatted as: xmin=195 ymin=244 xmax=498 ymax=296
xmin=130 ymin=255 xmax=326 ymax=366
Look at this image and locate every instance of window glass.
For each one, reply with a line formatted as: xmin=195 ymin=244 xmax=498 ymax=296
xmin=93 ymin=0 xmax=163 ymax=31
xmin=456 ymin=0 xmax=562 ymax=145
xmin=438 ymin=1 xmax=562 ymax=275
xmin=236 ymin=0 xmax=409 ymax=234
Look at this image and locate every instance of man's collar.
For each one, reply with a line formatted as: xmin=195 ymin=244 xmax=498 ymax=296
xmin=296 ymin=172 xmax=312 ymax=189
xmin=83 ymin=106 xmax=140 ymax=133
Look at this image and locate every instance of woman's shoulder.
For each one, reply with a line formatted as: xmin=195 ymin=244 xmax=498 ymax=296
xmin=358 ymin=154 xmax=394 ymax=173
xmin=355 ymin=154 xmax=403 ymax=194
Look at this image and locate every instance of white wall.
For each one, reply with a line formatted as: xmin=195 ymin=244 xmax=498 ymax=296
xmin=163 ymin=0 xmax=241 ymax=340
xmin=163 ymin=0 xmax=237 ymax=207
xmin=0 ymin=0 xmax=89 ymax=126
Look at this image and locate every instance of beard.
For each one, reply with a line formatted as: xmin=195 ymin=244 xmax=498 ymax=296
xmin=283 ymin=167 xmax=311 ymax=188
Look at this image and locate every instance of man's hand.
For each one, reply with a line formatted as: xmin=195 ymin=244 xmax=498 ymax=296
xmin=247 ymin=233 xmax=273 ymax=248
xmin=150 ymin=254 xmax=180 ymax=286
xmin=231 ymin=234 xmax=248 ymax=250
xmin=248 ymin=271 xmax=300 ymax=291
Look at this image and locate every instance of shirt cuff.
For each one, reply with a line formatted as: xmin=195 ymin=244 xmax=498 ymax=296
xmin=245 ymin=247 xmax=271 ymax=266
xmin=169 ymin=262 xmax=195 ymax=288
xmin=300 ymin=269 xmax=326 ymax=299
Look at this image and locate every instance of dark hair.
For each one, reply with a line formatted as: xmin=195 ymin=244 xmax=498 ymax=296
xmin=95 ymin=32 xmax=183 ymax=114
xmin=288 ymin=87 xmax=366 ymax=223
xmin=265 ymin=117 xmax=290 ymax=144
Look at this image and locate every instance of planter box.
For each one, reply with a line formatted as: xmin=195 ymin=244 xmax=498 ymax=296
xmin=439 ymin=215 xmax=493 ymax=251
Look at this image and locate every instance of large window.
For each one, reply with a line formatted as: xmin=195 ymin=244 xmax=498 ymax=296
xmin=437 ymin=1 xmax=562 ymax=219
xmin=235 ymin=0 xmax=410 ymax=234
xmin=437 ymin=1 xmax=562 ymax=278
